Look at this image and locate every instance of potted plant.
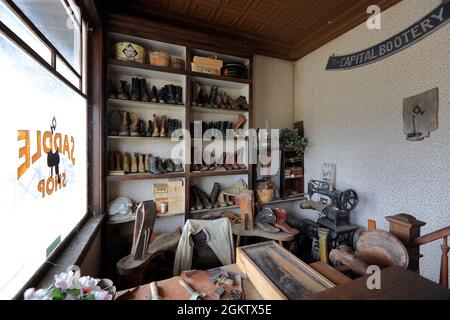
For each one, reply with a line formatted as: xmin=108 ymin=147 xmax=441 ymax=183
xmin=280 ymin=128 xmax=309 ymax=154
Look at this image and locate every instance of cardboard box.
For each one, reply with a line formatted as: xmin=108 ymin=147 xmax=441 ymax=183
xmin=193 ymin=56 xmax=223 ymax=68
xmin=191 ymin=63 xmax=221 ymax=76
xmin=168 ymin=179 xmax=185 ymax=214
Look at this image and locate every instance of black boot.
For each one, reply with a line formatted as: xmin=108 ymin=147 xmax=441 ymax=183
xmin=117 ymin=80 xmax=130 ymax=100
xmin=146 ymin=120 xmax=153 ymax=137
xmin=157 ymin=157 xmax=167 ymax=173
xmin=196 ymin=186 xmax=212 ymax=209
xmin=130 ymin=78 xmax=141 ymax=101
xmin=175 ymin=86 xmax=183 ymax=105
xmin=173 ymin=159 xmax=183 ymax=172
xmin=139 ymin=120 xmax=146 ymax=137
xmin=192 ymin=82 xmax=201 ymax=106
xmin=158 ymin=87 xmax=166 ymax=104
xmin=149 ymin=157 xmax=161 ymax=174
xmin=208 ymin=86 xmax=218 ymax=107
xmin=166 ymin=119 xmax=176 ymax=137
xmin=210 ymin=183 xmax=221 ymax=208
xmin=165 ymin=159 xmax=175 ymax=172
xmin=165 ymin=84 xmax=176 ymax=104
xmin=141 ymin=78 xmax=150 ymax=102
xmin=150 ymin=86 xmax=158 ymax=103
xmin=192 ymin=186 xmax=203 ymax=211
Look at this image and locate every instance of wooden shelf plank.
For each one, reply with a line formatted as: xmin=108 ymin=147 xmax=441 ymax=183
xmin=107 ymin=172 xmax=185 ymax=182
xmin=189 ymin=169 xmax=248 ymax=178
xmin=259 ymin=194 xmax=308 ymax=207
xmin=108 ymin=98 xmax=185 ymax=110
xmin=189 ymin=71 xmax=251 ymax=84
xmin=109 ymin=58 xmax=186 ymax=75
xmin=191 ymin=105 xmax=249 ymax=114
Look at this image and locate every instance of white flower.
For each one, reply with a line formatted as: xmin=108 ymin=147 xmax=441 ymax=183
xmin=54 ymin=271 xmax=80 ymax=290
xmin=79 ymin=276 xmax=99 ymax=291
xmin=93 ymin=290 xmax=113 ymax=300
xmin=24 ymin=288 xmax=52 ymax=300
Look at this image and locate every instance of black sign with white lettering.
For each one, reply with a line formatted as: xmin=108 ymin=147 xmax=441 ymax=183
xmin=326 ymin=2 xmax=450 ymax=70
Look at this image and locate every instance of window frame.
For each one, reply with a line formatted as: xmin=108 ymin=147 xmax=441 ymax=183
xmin=0 ymin=0 xmax=104 ymax=299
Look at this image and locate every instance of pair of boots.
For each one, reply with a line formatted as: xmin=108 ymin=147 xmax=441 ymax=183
xmin=190 ymin=185 xmax=213 ymax=211
xmin=108 ymin=152 xmax=140 ymax=174
xmin=158 ymin=84 xmax=183 ymax=105
xmin=115 ymin=111 xmax=139 ymax=137
xmin=148 ymin=156 xmax=184 ymax=174
xmin=191 ymin=82 xmax=249 ymax=111
xmin=191 ymin=149 xmax=246 ymax=172
xmin=151 ymin=114 xmax=167 ymax=137
xmin=130 ymin=77 xmax=151 ymax=102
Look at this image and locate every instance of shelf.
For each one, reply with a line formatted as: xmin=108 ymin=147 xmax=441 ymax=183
xmin=107 ymin=172 xmax=185 ymax=182
xmin=190 ymin=75 xmax=250 ymax=91
xmin=108 ymin=98 xmax=185 ymax=110
xmin=109 ymin=58 xmax=186 ymax=76
xmin=191 ymin=106 xmax=249 ymax=114
xmin=189 ymin=71 xmax=251 ymax=84
xmin=190 ymin=205 xmax=239 ymax=215
xmin=189 ymin=169 xmax=248 ymax=178
xmin=108 ymin=136 xmax=183 ymax=142
xmin=259 ymin=194 xmax=307 ymax=207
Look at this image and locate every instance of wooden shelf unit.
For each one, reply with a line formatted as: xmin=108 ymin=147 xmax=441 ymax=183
xmin=105 ymin=31 xmax=253 ymax=222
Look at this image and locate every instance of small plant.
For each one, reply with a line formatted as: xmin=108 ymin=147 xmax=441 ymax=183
xmin=280 ymin=128 xmax=309 ymax=154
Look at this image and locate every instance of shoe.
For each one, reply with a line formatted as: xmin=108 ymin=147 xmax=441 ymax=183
xmin=129 ymin=112 xmax=139 ymax=137
xmin=157 ymin=157 xmax=167 ymax=173
xmin=192 ymin=82 xmax=201 ymax=106
xmin=196 ymin=186 xmax=212 ymax=209
xmin=272 ymin=208 xmax=299 ymax=235
xmin=138 ymin=153 xmax=145 ymax=173
xmin=118 ymin=111 xmax=129 ymax=136
xmin=210 ymin=183 xmax=221 ymax=208
xmin=130 ymin=153 xmax=138 ymax=173
xmin=152 ymin=115 xmax=160 ymax=137
xmin=236 ymin=148 xmax=246 ymax=169
xmin=146 ymin=120 xmax=153 ymax=137
xmin=144 ymin=154 xmax=150 ymax=172
xmin=159 ymin=115 xmax=167 ymax=137
xmin=165 ymin=84 xmax=176 ymax=104
xmin=115 ymin=152 xmax=122 ymax=171
xmin=123 ymin=152 xmax=131 ymax=173
xmin=166 ymin=118 xmax=176 ymax=138
xmin=231 ymin=96 xmax=249 ymax=110
xmin=141 ymin=78 xmax=150 ymax=102
xmin=224 ymin=153 xmax=233 ymax=170
xmin=208 ymin=86 xmax=218 ymax=107
xmin=198 ymin=87 xmax=208 ymax=106
xmin=149 ymin=156 xmax=160 ymax=174
xmin=158 ymin=87 xmax=166 ymax=103
xmin=173 ymin=159 xmax=183 ymax=172
xmin=165 ymin=159 xmax=175 ymax=172
xmin=175 ymin=86 xmax=183 ymax=105
xmin=108 ymin=110 xmax=121 ymax=136
xmin=255 ymin=208 xmax=280 ymax=233
xmin=190 ymin=188 xmax=197 ymax=211
xmin=192 ymin=186 xmax=203 ymax=210
xmin=117 ymin=80 xmax=130 ymax=100
xmin=130 ymin=78 xmax=141 ymax=101
xmin=234 ymin=114 xmax=247 ymax=130
xmin=150 ymin=86 xmax=158 ymax=103
xmin=138 ymin=120 xmax=146 ymax=137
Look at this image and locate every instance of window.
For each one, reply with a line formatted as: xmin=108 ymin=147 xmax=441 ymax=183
xmin=0 ymin=0 xmax=88 ymax=299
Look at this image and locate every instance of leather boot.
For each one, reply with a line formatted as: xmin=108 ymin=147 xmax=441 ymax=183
xmin=146 ymin=120 xmax=153 ymax=137
xmin=198 ymin=87 xmax=208 ymax=106
xmin=150 ymin=86 xmax=158 ymax=103
xmin=192 ymin=186 xmax=203 ymax=210
xmin=173 ymin=159 xmax=183 ymax=172
xmin=159 ymin=115 xmax=167 ymax=137
xmin=190 ymin=187 xmax=196 ymax=211
xmin=144 ymin=154 xmax=150 ymax=172
xmin=196 ymin=186 xmax=212 ymax=209
xmin=149 ymin=156 xmax=160 ymax=174
xmin=231 ymin=153 xmax=239 ymax=170
xmin=115 ymin=152 xmax=122 ymax=171
xmin=165 ymin=85 xmax=176 ymax=104
xmin=208 ymin=86 xmax=218 ymax=107
xmin=175 ymin=86 xmax=183 ymax=105
xmin=166 ymin=119 xmax=175 ymax=138
xmin=272 ymin=208 xmax=300 ymax=235
xmin=138 ymin=153 xmax=145 ymax=173
xmin=130 ymin=78 xmax=141 ymax=101
xmin=138 ymin=120 xmax=146 ymax=137
xmin=157 ymin=157 xmax=167 ymax=173
xmin=130 ymin=153 xmax=138 ymax=173
xmin=141 ymin=78 xmax=150 ymax=102
xmin=210 ymin=183 xmax=221 ymax=208
xmin=158 ymin=87 xmax=166 ymax=104
xmin=119 ymin=111 xmax=129 ymax=136
xmin=231 ymin=96 xmax=249 ymax=110
xmin=117 ymin=80 xmax=130 ymax=100
xmin=165 ymin=159 xmax=175 ymax=172
xmin=108 ymin=110 xmax=121 ymax=136
xmin=224 ymin=153 xmax=233 ymax=170
xmin=224 ymin=93 xmax=233 ymax=109
xmin=192 ymin=82 xmax=201 ymax=106
xmin=234 ymin=113 xmax=247 ymax=130
xmin=123 ymin=152 xmax=131 ymax=173
xmin=236 ymin=148 xmax=246 ymax=169
xmin=152 ymin=115 xmax=160 ymax=137
xmin=129 ymin=112 xmax=139 ymax=137
xmin=215 ymin=91 xmax=224 ymax=109
xmin=214 ymin=153 xmax=226 ymax=171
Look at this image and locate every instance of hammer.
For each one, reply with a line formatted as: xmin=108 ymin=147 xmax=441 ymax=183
xmin=178 ymin=279 xmax=206 ymax=300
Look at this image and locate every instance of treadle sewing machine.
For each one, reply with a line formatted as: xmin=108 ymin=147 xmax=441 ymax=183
xmin=300 ymin=180 xmax=359 ymax=259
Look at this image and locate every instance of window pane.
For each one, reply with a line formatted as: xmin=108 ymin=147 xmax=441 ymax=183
xmin=56 ymin=56 xmax=79 ymax=88
xmin=0 ymin=0 xmax=51 ymax=63
xmin=0 ymin=32 xmax=87 ymax=299
xmin=13 ymin=0 xmax=81 ymax=73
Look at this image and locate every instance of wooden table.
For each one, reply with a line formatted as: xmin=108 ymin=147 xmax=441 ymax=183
xmin=306 ymin=266 xmax=450 ymax=300
xmin=232 ymin=224 xmax=295 ymax=247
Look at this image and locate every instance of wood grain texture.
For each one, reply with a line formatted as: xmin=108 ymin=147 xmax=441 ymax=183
xmin=96 ymin=0 xmax=401 ymax=61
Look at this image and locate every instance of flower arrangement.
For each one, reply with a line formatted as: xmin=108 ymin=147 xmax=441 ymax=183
xmin=279 ymin=128 xmax=309 ymax=155
xmin=24 ymin=269 xmax=115 ymax=300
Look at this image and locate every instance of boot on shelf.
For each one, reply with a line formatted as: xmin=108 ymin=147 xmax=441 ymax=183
xmin=165 ymin=159 xmax=175 ymax=172
xmin=208 ymin=86 xmax=218 ymax=108
xmin=157 ymin=157 xmax=167 ymax=173
xmin=149 ymin=156 xmax=160 ymax=174
xmin=144 ymin=154 xmax=151 ymax=172
xmin=108 ymin=110 xmax=121 ymax=136
xmin=192 ymin=186 xmax=203 ymax=211
xmin=117 ymin=80 xmax=130 ymax=100
xmin=150 ymin=86 xmax=158 ymax=103
xmin=236 ymin=148 xmax=247 ymax=169
xmin=234 ymin=113 xmax=247 ymax=130
xmin=119 ymin=111 xmax=129 ymax=136
xmin=123 ymin=152 xmax=131 ymax=174
xmin=210 ymin=183 xmax=221 ymax=208
xmin=190 ymin=188 xmax=197 ymax=211
xmin=146 ymin=120 xmax=153 ymax=137
xmin=129 ymin=112 xmax=140 ymax=137
xmin=214 ymin=153 xmax=226 ymax=171
xmin=138 ymin=120 xmax=146 ymax=137
xmin=224 ymin=153 xmax=234 ymax=170
xmin=166 ymin=119 xmax=175 ymax=138
xmin=159 ymin=115 xmax=167 ymax=137
xmin=173 ymin=159 xmax=183 ymax=172
xmin=141 ymin=78 xmax=150 ymax=102
xmin=165 ymin=84 xmax=176 ymax=104
xmin=175 ymin=86 xmax=183 ymax=105
xmin=130 ymin=153 xmax=138 ymax=173
xmin=196 ymin=186 xmax=212 ymax=209
xmin=108 ymin=81 xmax=117 ymax=99
xmin=192 ymin=82 xmax=201 ymax=106
xmin=158 ymin=87 xmax=166 ymax=104
xmin=115 ymin=152 xmax=122 ymax=171
xmin=231 ymin=96 xmax=249 ymax=110
xmin=130 ymin=78 xmax=141 ymax=101
xmin=191 ymin=164 xmax=201 ymax=172
xmin=138 ymin=154 xmax=145 ymax=173
xmin=108 ymin=152 xmax=115 ymax=171
xmin=152 ymin=115 xmax=160 ymax=137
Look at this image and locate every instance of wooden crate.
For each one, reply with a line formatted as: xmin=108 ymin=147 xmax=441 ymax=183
xmin=236 ymin=241 xmax=334 ymax=300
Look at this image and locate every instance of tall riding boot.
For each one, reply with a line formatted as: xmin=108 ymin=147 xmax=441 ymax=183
xmin=158 ymin=87 xmax=166 ymax=104
xmin=149 ymin=156 xmax=160 ymax=174
xmin=192 ymin=186 xmax=203 ymax=210
xmin=165 ymin=159 xmax=175 ymax=172
xmin=208 ymin=86 xmax=218 ymax=107
xmin=210 ymin=183 xmax=221 ymax=208
xmin=131 ymin=153 xmax=138 ymax=173
xmin=123 ymin=152 xmax=131 ymax=174
xmin=156 ymin=157 xmax=167 ymax=173
xmin=146 ymin=120 xmax=153 ymax=137
xmin=159 ymin=115 xmax=167 ymax=137
xmin=129 ymin=112 xmax=139 ymax=137
xmin=150 ymin=86 xmax=158 ymax=103
xmin=152 ymin=115 xmax=160 ymax=137
xmin=115 ymin=152 xmax=122 ymax=171
xmin=141 ymin=78 xmax=150 ymax=102
xmin=138 ymin=154 xmax=145 ymax=173
xmin=196 ymin=186 xmax=212 ymax=209
xmin=144 ymin=154 xmax=150 ymax=172
xmin=119 ymin=111 xmax=129 ymax=136
xmin=138 ymin=120 xmax=146 ymax=137
xmin=117 ymin=80 xmax=130 ymax=100
xmin=231 ymin=152 xmax=239 ymax=170
xmin=130 ymin=78 xmax=141 ymax=101
xmin=165 ymin=85 xmax=176 ymax=104
xmin=192 ymin=82 xmax=201 ymax=106
xmin=236 ymin=148 xmax=246 ymax=169
xmin=224 ymin=152 xmax=233 ymax=170
xmin=175 ymin=86 xmax=183 ymax=105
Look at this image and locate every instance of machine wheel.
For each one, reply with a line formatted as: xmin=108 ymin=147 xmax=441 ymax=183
xmin=339 ymin=189 xmax=358 ymax=211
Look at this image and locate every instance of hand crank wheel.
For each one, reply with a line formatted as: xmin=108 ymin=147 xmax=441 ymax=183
xmin=339 ymin=189 xmax=358 ymax=211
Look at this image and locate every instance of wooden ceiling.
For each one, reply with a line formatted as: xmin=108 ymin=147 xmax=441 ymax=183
xmin=98 ymin=0 xmax=401 ymax=61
